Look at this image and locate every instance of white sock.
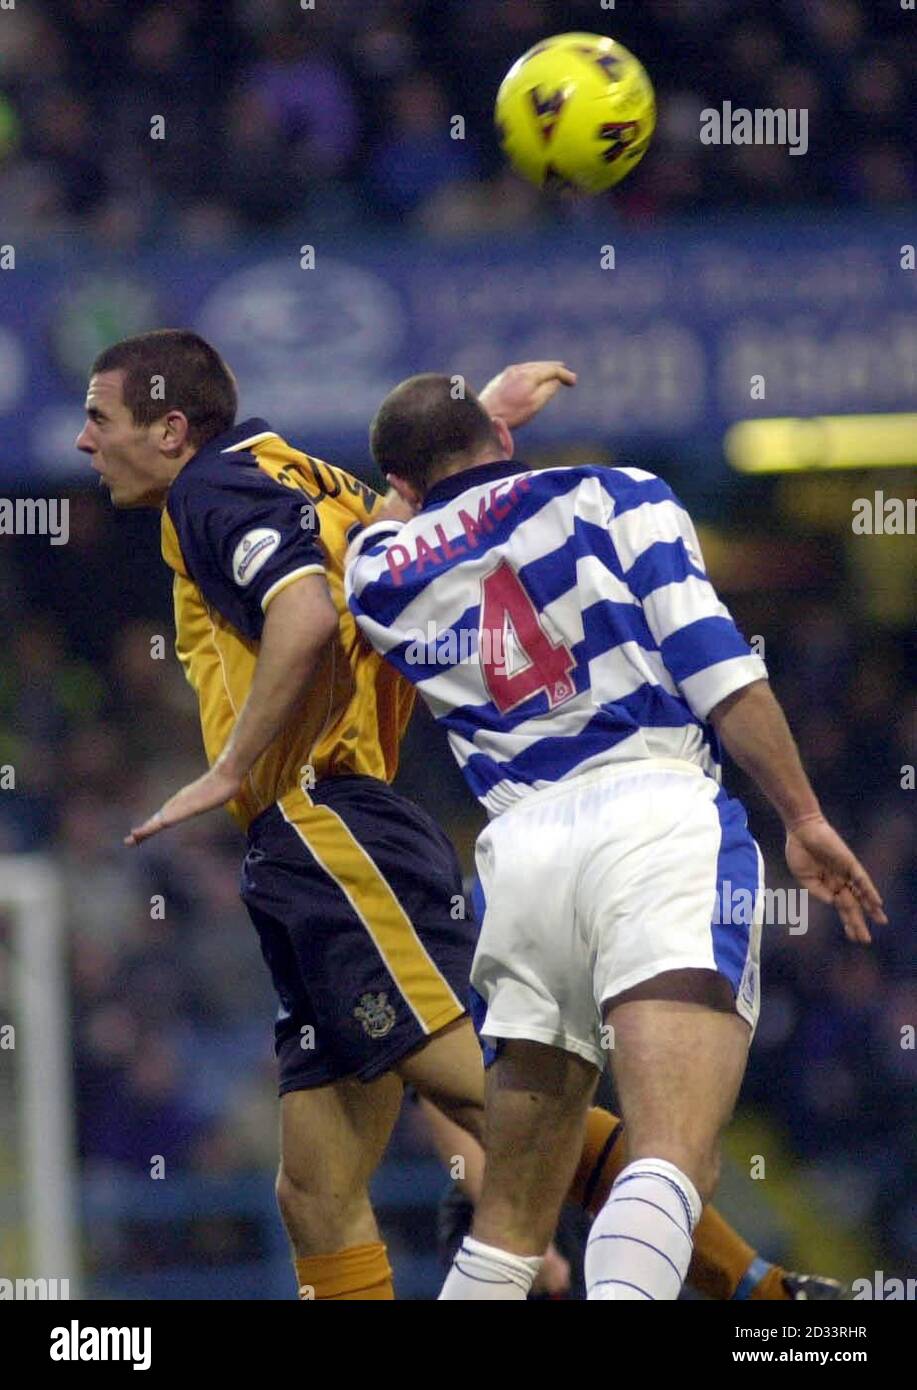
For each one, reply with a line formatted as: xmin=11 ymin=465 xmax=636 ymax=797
xmin=585 ymin=1157 xmax=701 ymax=1301
xmin=438 ymin=1235 xmax=543 ymax=1301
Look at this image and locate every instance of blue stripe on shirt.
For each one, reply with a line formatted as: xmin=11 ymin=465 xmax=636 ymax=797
xmin=453 ymin=691 xmax=702 ymax=798
xmin=625 ymin=537 xmax=707 ymax=600
xmin=660 ymin=615 xmax=754 ymax=684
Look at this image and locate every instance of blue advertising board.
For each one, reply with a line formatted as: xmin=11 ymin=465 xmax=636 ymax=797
xmin=0 ymin=215 xmax=912 ymax=486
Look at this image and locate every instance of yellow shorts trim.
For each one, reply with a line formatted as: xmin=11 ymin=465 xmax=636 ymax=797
xmin=277 ymin=787 xmax=464 ymax=1034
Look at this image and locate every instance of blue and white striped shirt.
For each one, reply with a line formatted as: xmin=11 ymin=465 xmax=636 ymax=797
xmin=345 ymin=460 xmax=767 ymax=818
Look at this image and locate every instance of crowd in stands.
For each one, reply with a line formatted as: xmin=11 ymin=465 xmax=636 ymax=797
xmin=0 ymin=0 xmax=912 ymax=247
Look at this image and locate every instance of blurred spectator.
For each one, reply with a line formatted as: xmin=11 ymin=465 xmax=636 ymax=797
xmin=244 ymin=27 xmax=359 ymax=180
xmin=217 ymin=90 xmax=302 ymax=230
xmin=368 ymin=74 xmax=478 ymax=220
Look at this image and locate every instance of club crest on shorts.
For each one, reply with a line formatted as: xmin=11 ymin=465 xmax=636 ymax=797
xmin=354 ymin=991 xmax=396 ymax=1038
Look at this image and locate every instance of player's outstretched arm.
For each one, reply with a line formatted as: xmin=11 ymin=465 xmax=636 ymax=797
xmin=478 ymin=360 xmax=576 ymax=429
xmin=126 ymin=574 xmax=339 ymax=846
xmin=709 ymin=679 xmax=887 ymax=943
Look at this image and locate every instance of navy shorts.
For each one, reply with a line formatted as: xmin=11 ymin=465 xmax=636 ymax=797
xmin=240 ymin=775 xmax=476 ymax=1094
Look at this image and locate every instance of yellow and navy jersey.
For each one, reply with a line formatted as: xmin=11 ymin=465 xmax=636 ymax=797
xmin=160 ymin=417 xmax=415 ymax=831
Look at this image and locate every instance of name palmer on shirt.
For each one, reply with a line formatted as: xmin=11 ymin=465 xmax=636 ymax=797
xmin=384 ymin=474 xmax=531 ymax=585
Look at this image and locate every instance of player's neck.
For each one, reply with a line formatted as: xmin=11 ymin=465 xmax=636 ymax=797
xmin=152 ymin=447 xmax=199 ymax=508
xmin=427 ymin=450 xmax=511 ymax=493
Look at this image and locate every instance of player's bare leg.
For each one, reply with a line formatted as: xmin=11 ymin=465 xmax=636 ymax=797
xmin=419 ymin=1096 xmax=571 ymax=1295
xmin=396 ymin=1015 xmax=620 ymax=1202
xmin=404 ymin=1013 xmax=778 ymax=1299
xmin=278 ymin=1069 xmax=403 ymax=1298
xmin=394 ymin=1015 xmax=486 ymax=1140
xmin=420 ymin=1095 xmax=841 ymax=1300
xmin=396 ymin=1014 xmax=622 ymax=1263
xmin=606 ymin=969 xmax=748 ymax=1198
xmin=588 ymin=967 xmax=751 ymax=1300
xmin=401 ymin=1020 xmax=599 ymax=1295
xmin=439 ymin=1040 xmax=598 ymax=1299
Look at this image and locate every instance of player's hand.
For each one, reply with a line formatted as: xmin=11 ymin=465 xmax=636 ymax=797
xmin=479 ymin=361 xmax=577 ymax=429
xmin=125 ymin=763 xmax=243 ymax=846
xmin=784 ymin=816 xmax=887 ymax=944
xmin=532 ymin=1241 xmax=572 ymax=1298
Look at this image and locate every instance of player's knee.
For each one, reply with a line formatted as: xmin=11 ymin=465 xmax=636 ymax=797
xmin=276 ymin=1162 xmax=309 ymax=1218
xmin=276 ymin=1163 xmax=371 ymax=1245
xmin=276 ymin=1161 xmax=352 ymax=1215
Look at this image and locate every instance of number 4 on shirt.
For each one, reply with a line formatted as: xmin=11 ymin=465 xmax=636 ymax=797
xmin=480 ymin=561 xmax=577 ymax=714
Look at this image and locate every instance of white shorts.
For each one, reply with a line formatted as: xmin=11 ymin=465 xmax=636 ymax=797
xmin=470 ymin=759 xmax=764 ymax=1071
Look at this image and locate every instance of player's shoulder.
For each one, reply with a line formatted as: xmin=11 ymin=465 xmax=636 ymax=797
xmin=167 ymin=425 xmax=276 ymax=517
xmin=532 ymin=462 xmax=680 ymax=512
xmin=163 ymin=423 xmax=304 ymax=580
xmin=171 ymin=449 xmax=259 ymax=500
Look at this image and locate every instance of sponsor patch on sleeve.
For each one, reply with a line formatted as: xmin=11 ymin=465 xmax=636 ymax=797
xmin=232 ymin=528 xmax=281 ymax=587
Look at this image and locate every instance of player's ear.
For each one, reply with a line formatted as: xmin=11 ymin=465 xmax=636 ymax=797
xmin=386 ymin=473 xmax=422 ymax=509
xmin=160 ymin=410 xmax=193 ymax=456
xmin=492 ymin=416 xmax=514 ymax=460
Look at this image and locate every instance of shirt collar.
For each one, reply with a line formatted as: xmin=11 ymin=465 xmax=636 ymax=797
xmin=215 ymin=418 xmax=275 ymax=455
xmin=422 ymin=458 xmax=526 ymax=510
xmin=187 ymin=418 xmax=276 ymax=466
